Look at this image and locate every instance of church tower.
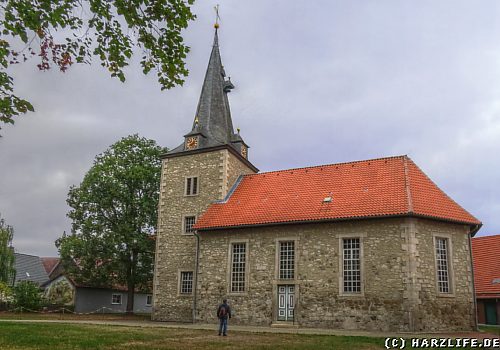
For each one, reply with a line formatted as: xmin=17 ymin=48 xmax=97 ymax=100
xmin=152 ymin=26 xmax=258 ymax=322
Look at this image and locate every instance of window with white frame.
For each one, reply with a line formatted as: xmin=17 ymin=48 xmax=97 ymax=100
xmin=180 ymin=271 xmax=193 ymax=294
xmin=146 ymin=295 xmax=153 ymax=306
xmin=342 ymin=238 xmax=361 ymax=293
xmin=230 ymin=243 xmax=246 ymax=292
xmin=183 ymin=216 xmax=196 ymax=234
xmin=279 ymin=241 xmax=295 ymax=279
xmin=111 ymin=293 xmax=122 ymax=305
xmin=435 ymin=237 xmax=451 ymax=293
xmin=185 ymin=177 xmax=199 ymax=196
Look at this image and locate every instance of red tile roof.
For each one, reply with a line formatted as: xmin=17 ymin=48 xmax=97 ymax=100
xmin=194 ymin=155 xmax=480 ymax=230
xmin=472 ymin=235 xmax=500 ymax=298
xmin=41 ymin=257 xmax=60 ymax=274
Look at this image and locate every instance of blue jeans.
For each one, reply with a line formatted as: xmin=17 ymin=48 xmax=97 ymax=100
xmin=218 ymin=317 xmax=228 ymax=335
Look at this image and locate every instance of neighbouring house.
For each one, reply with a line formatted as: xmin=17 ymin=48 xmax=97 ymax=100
xmin=472 ymin=235 xmax=500 ymax=325
xmin=41 ymin=257 xmax=60 ymax=280
xmin=152 ymin=26 xmax=481 ymax=332
xmin=13 ymin=253 xmax=49 ymax=286
xmin=42 ymin=260 xmax=153 ymax=314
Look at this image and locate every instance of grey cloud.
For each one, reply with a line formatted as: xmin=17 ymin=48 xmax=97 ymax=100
xmin=1 ymin=0 xmax=499 ymax=256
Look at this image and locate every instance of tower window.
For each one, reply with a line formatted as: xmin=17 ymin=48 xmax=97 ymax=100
xmin=180 ymin=271 xmax=193 ymax=294
xmin=185 ymin=177 xmax=199 ymax=196
xmin=183 ymin=216 xmax=196 ymax=234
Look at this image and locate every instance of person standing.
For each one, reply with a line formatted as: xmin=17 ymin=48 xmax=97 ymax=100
xmin=217 ymin=299 xmax=231 ymax=336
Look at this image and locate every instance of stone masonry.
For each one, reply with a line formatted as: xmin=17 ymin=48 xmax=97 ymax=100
xmin=195 ymin=217 xmax=475 ymax=332
xmin=152 ymin=149 xmax=255 ymax=321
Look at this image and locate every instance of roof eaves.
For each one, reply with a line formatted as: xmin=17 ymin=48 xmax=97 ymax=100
xmin=197 ymin=213 xmax=412 ymax=231
xmin=163 ymin=144 xmax=259 ymax=173
xmin=196 ymin=212 xmax=481 ymax=232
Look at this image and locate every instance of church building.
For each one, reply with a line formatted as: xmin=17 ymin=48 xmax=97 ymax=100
xmin=152 ymin=27 xmax=481 ymax=332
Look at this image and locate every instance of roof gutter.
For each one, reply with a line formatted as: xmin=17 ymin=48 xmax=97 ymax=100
xmin=469 ymin=223 xmax=482 ymax=238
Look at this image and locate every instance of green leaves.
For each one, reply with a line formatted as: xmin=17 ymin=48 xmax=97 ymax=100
xmin=13 ymin=281 xmax=42 ymax=310
xmin=0 ymin=213 xmax=15 ymax=285
xmin=0 ymin=0 xmax=195 ymax=132
xmin=57 ymin=135 xmax=163 ymax=309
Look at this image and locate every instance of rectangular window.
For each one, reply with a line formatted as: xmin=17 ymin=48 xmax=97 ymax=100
xmin=111 ymin=294 xmax=122 ymax=305
xmin=231 ymin=243 xmax=247 ymax=292
xmin=184 ymin=216 xmax=196 ymax=234
xmin=436 ymin=237 xmax=451 ymax=293
xmin=343 ymin=238 xmax=361 ymax=293
xmin=146 ymin=295 xmax=152 ymax=306
xmin=185 ymin=177 xmax=198 ymax=196
xmin=180 ymin=271 xmax=193 ymax=294
xmin=279 ymin=241 xmax=295 ymax=279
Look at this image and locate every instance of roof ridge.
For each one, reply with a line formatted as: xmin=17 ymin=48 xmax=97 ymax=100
xmin=243 ymin=154 xmax=408 ymax=177
xmin=403 ymin=156 xmax=414 ymax=213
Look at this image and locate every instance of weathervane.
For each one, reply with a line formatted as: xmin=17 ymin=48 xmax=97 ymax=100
xmin=214 ymin=4 xmax=220 ymax=29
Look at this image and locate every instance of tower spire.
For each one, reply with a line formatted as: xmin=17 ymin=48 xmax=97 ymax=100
xmin=167 ymin=20 xmax=250 ymax=161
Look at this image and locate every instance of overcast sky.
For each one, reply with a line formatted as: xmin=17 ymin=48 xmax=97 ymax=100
xmin=1 ymin=1 xmax=499 ymax=256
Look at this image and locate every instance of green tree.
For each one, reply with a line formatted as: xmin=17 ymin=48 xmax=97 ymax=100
xmin=13 ymin=281 xmax=42 ymax=311
xmin=57 ymin=134 xmax=162 ymax=313
xmin=0 ymin=0 xmax=195 ymax=131
xmin=0 ymin=281 xmax=13 ymax=309
xmin=0 ymin=214 xmax=15 ymax=285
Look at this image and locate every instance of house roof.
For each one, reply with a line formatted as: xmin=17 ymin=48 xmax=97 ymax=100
xmin=472 ymin=235 xmax=500 ymax=298
xmin=41 ymin=257 xmax=60 ymax=275
xmin=13 ymin=253 xmax=50 ymax=286
xmin=194 ymin=155 xmax=480 ymax=230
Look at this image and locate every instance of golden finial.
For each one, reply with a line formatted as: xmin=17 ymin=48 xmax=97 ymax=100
xmin=194 ymin=116 xmax=199 ymax=125
xmin=214 ymin=4 xmax=220 ymax=29
xmin=237 ymin=127 xmax=240 ymax=134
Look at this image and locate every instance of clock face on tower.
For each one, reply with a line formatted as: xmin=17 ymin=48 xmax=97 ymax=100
xmin=185 ymin=136 xmax=199 ymax=150
xmin=241 ymin=145 xmax=247 ymax=159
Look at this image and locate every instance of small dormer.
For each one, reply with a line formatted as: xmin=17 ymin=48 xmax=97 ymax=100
xmin=231 ymin=128 xmax=250 ymax=159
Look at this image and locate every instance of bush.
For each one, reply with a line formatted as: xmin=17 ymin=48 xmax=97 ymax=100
xmin=0 ymin=281 xmax=13 ymax=310
xmin=13 ymin=281 xmax=42 ymax=311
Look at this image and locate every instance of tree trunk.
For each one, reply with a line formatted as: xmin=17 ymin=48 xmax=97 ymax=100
xmin=125 ymin=249 xmax=138 ymax=314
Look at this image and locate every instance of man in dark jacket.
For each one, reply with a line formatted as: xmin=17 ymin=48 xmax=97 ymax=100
xmin=217 ymin=299 xmax=232 ymax=336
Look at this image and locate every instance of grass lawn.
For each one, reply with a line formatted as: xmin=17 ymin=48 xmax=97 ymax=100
xmin=0 ymin=316 xmax=497 ymax=350
xmin=0 ymin=311 xmax=150 ymax=321
xmin=479 ymin=325 xmax=500 ymax=337
xmin=0 ymin=322 xmax=385 ymax=350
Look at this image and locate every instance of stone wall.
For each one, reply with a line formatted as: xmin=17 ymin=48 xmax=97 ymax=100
xmin=195 ymin=217 xmax=475 ymax=331
xmin=152 ymin=148 xmax=255 ymax=321
xmin=410 ymin=219 xmax=476 ymax=331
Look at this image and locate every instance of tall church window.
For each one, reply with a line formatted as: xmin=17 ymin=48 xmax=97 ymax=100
xmin=180 ymin=271 xmax=193 ymax=294
xmin=230 ymin=243 xmax=246 ymax=292
xmin=342 ymin=238 xmax=361 ymax=293
xmin=185 ymin=176 xmax=199 ymax=196
xmin=435 ymin=237 xmax=451 ymax=293
xmin=279 ymin=241 xmax=295 ymax=279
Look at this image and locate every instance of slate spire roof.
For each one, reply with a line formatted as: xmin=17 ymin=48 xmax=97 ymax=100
xmin=168 ymin=28 xmax=247 ymax=155
xmin=194 ymin=155 xmax=481 ymax=231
